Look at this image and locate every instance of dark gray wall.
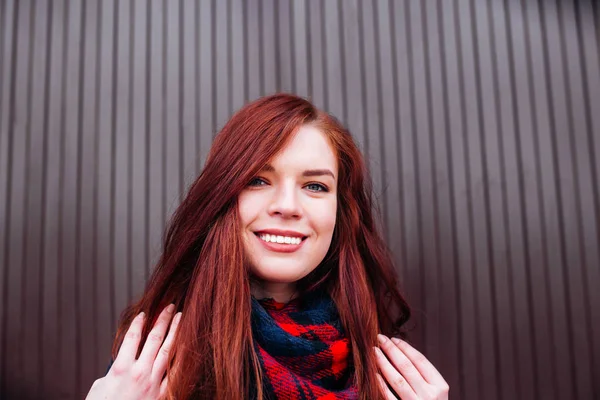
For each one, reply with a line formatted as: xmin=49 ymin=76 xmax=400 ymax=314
xmin=1 ymin=0 xmax=599 ymax=399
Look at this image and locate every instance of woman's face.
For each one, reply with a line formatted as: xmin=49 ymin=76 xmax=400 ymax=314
xmin=238 ymin=124 xmax=338 ymax=301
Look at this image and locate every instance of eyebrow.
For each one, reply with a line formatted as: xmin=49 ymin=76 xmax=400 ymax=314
xmin=260 ymin=164 xmax=336 ymax=179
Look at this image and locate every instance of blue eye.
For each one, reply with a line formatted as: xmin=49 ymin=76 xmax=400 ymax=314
xmin=248 ymin=177 xmax=268 ymax=187
xmin=306 ymin=183 xmax=328 ymax=192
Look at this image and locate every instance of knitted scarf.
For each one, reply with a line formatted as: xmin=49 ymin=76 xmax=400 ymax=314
xmin=250 ymin=290 xmax=359 ymax=400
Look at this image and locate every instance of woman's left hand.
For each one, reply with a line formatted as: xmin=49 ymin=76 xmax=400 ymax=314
xmin=374 ymin=334 xmax=449 ymax=400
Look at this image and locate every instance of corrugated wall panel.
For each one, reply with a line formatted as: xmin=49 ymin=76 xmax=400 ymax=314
xmin=0 ymin=1 xmax=598 ymax=399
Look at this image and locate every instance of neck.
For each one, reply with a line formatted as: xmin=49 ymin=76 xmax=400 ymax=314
xmin=250 ymin=279 xmax=298 ymax=303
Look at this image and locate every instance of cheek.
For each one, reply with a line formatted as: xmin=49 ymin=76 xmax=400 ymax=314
xmin=312 ymin=199 xmax=337 ymax=238
xmin=238 ymin=192 xmax=262 ymax=227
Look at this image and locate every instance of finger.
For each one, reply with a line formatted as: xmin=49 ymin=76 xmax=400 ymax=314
xmin=151 ymin=312 xmax=181 ymax=381
xmin=159 ymin=375 xmax=169 ymax=399
xmin=376 ymin=373 xmax=398 ymax=400
xmin=137 ymin=304 xmax=177 ymax=366
xmin=378 ymin=334 xmax=428 ymax=394
xmin=374 ymin=347 xmax=418 ymax=400
xmin=391 ymin=337 xmax=448 ymax=387
xmin=114 ymin=312 xmax=146 ymax=365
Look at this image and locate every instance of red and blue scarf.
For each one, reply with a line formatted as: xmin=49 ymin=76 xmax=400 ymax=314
xmin=250 ymin=290 xmax=359 ymax=399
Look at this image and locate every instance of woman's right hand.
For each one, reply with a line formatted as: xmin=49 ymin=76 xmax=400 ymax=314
xmin=86 ymin=304 xmax=182 ymax=400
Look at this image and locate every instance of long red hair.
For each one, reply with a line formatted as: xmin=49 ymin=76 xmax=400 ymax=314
xmin=111 ymin=94 xmax=411 ymax=399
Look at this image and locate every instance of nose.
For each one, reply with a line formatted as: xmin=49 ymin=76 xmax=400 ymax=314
xmin=267 ymin=182 xmax=302 ymax=219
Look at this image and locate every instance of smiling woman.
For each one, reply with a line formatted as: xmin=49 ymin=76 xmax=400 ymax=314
xmin=85 ymin=94 xmax=449 ymax=400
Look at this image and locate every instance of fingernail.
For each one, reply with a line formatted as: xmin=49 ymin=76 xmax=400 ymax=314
xmin=174 ymin=312 xmax=182 ymax=324
xmin=167 ymin=304 xmax=175 ymax=313
xmin=138 ymin=312 xmax=145 ymax=319
xmin=391 ymin=337 xmax=401 ymax=345
xmin=374 ymin=346 xmax=383 ymax=357
xmin=377 ymin=334 xmax=387 ymax=344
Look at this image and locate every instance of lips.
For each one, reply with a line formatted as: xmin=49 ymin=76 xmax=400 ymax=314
xmin=253 ymin=229 xmax=308 ymax=239
xmin=253 ymin=231 xmax=308 ymax=253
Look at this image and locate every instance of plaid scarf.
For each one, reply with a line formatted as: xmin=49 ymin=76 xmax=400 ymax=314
xmin=250 ymin=290 xmax=359 ymax=399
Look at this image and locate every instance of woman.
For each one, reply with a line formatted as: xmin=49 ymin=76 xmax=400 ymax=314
xmin=86 ymin=94 xmax=449 ymax=399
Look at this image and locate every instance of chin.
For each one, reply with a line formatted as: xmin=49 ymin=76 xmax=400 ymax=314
xmin=251 ymin=261 xmax=312 ymax=283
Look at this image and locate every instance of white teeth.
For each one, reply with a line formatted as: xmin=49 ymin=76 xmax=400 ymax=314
xmin=258 ymin=234 xmax=303 ymax=245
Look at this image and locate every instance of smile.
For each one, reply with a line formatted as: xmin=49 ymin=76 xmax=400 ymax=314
xmin=258 ymin=233 xmax=302 ymax=245
xmin=253 ymin=232 xmax=308 ymax=253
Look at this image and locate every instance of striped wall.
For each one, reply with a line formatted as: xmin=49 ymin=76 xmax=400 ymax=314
xmin=0 ymin=0 xmax=598 ymax=399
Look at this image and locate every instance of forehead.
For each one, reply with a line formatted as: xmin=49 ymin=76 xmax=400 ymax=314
xmin=269 ymin=125 xmax=337 ymax=173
